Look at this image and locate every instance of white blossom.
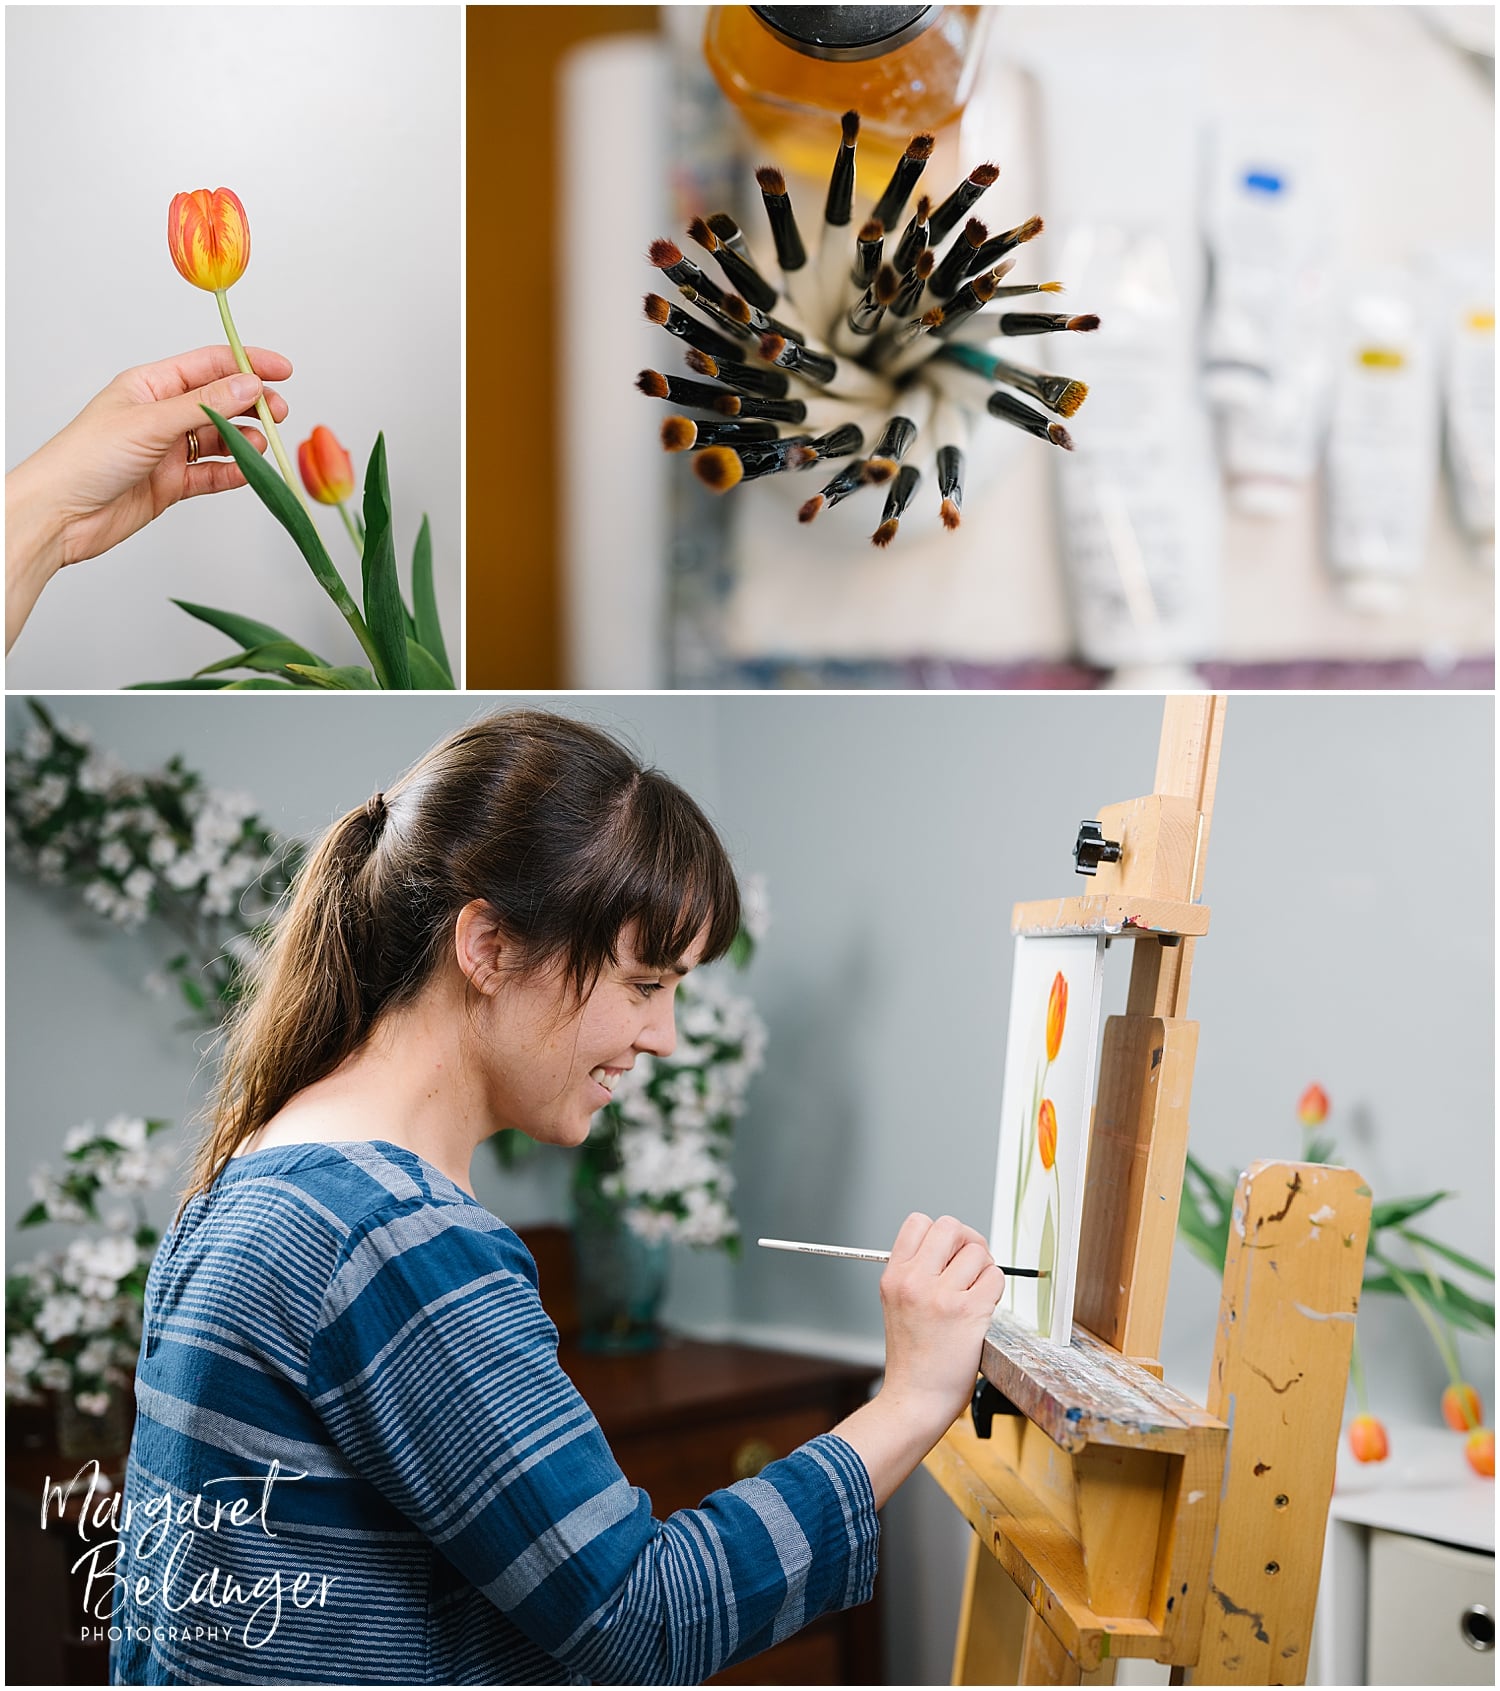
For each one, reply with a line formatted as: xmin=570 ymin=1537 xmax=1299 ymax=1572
xmin=7 ymin=1334 xmax=44 ymax=1379
xmin=33 ymin=773 xmax=69 ymax=813
xmin=35 ymin=1358 xmax=73 ymax=1392
xmin=22 ymin=724 xmax=53 ymax=760
xmin=36 ymin=845 xmax=66 ymax=882
xmin=35 ymin=1294 xmax=86 ymax=1344
xmin=74 ymin=1390 xmax=113 ymax=1417
xmin=76 ymin=1338 xmax=116 ymax=1377
xmin=123 ymin=867 xmax=154 ymax=904
xmin=147 ymin=835 xmax=179 ymax=870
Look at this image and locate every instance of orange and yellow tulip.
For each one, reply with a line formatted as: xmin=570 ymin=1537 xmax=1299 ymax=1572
xmin=1347 ymin=1413 xmax=1389 ymax=1463
xmin=1465 ymin=1427 xmax=1494 ymax=1478
xmin=1298 ymin=1083 xmax=1329 ymax=1127
xmin=1443 ymin=1383 xmax=1483 ymax=1432
xmin=167 ymin=188 xmax=251 ymax=293
xmin=299 ymin=427 xmax=356 ymax=507
xmin=1045 ymin=972 xmax=1067 ymax=1063
xmin=1037 ymin=1098 xmax=1057 ymax=1173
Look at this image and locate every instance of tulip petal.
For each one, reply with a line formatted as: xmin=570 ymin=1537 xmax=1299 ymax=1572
xmin=168 ymin=187 xmax=250 ymax=292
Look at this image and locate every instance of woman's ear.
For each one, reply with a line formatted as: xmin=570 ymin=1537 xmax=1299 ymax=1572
xmin=453 ymin=899 xmax=507 ymax=995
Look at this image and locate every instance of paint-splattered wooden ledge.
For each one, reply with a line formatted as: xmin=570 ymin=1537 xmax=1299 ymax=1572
xmin=1011 ymin=894 xmax=1211 ymax=938
xmin=924 ymin=1311 xmax=1227 ymax=1671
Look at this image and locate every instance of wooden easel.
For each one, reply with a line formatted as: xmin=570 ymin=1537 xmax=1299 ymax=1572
xmin=927 ymin=696 xmax=1373 ymax=1686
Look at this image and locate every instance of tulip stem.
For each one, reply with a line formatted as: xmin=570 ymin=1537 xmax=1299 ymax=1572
xmin=1349 ymin=1331 xmax=1369 ymax=1412
xmin=214 ymin=290 xmax=310 ymax=520
xmin=337 ymin=502 xmax=365 ymax=559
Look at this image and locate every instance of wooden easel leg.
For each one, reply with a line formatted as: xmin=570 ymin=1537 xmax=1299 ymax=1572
xmin=953 ymin=1536 xmax=1021 ymax=1684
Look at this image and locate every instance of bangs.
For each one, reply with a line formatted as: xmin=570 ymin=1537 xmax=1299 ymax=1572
xmin=612 ymin=773 xmax=742 ymax=971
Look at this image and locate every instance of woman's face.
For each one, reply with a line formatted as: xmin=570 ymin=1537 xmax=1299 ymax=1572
xmin=477 ymin=920 xmax=708 ymax=1147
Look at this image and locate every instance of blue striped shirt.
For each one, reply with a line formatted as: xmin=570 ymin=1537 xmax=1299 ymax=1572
xmin=106 ymin=1141 xmax=879 ymax=1685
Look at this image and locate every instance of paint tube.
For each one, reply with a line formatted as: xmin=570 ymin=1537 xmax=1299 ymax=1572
xmin=1031 ymin=57 xmax=1220 ymax=675
xmin=1202 ymin=123 xmax=1335 ymax=516
xmin=1432 ymin=250 xmax=1494 ymax=570
xmin=1323 ymin=283 xmax=1439 ymax=612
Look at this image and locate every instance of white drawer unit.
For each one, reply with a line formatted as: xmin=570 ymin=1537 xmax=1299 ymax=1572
xmin=1367 ymin=1529 xmax=1495 ymax=1686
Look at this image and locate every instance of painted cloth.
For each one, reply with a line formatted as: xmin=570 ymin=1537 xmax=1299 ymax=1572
xmin=105 ymin=1141 xmax=879 ymax=1685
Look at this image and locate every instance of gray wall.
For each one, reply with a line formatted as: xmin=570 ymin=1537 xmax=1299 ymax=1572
xmin=4 ymin=7 xmax=461 ymax=690
xmin=6 ymin=692 xmax=1493 ymax=1683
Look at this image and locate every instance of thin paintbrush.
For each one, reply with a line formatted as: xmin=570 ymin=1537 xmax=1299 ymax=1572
xmin=892 ymin=195 xmax=932 ymax=278
xmin=759 ymin=1238 xmax=1046 ymax=1275
xmin=644 ymin=293 xmax=742 ymax=363
xmin=660 ymin=415 xmax=781 ymax=453
xmin=927 ymin=162 xmax=1000 ymax=245
xmin=998 ymin=312 xmax=1101 ymax=338
xmin=988 ymin=387 xmax=1075 ymax=449
xmin=682 ymin=347 xmax=791 ymax=400
xmin=689 ymin=215 xmax=778 ymax=312
xmin=928 ymin=218 xmax=988 ymax=301
xmin=871 ymin=461 xmax=923 ymax=549
xmin=870 ymin=132 xmax=935 ymax=232
xmin=938 ymin=343 xmax=1090 ymax=418
xmin=967 ymin=215 xmax=1044 ymax=279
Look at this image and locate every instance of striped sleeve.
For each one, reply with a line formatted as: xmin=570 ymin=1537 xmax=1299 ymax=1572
xmin=306 ymin=1200 xmax=879 ymax=1685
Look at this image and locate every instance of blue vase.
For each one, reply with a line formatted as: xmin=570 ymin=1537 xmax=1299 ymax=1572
xmin=571 ymin=1202 xmax=669 ymax=1353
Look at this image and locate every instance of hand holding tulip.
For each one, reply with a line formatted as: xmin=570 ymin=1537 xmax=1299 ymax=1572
xmin=5 ymin=345 xmax=293 ymax=652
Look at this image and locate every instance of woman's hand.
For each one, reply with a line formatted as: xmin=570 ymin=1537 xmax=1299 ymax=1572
xmin=5 ymin=345 xmax=293 ymax=651
xmin=831 ymin=1212 xmax=1005 ymax=1509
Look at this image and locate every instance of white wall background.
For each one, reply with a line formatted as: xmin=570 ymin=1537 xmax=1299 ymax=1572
xmin=4 ymin=6 xmax=461 ymax=689
xmin=6 ymin=691 xmax=1493 ymax=1681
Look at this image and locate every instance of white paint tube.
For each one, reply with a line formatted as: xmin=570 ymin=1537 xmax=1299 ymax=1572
xmin=1323 ymin=283 xmax=1439 ymax=613
xmin=1202 ymin=123 xmax=1336 ymax=517
xmin=1432 ymin=251 xmax=1494 ymax=571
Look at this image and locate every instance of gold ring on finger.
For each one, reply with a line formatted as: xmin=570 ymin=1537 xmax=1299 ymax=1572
xmin=185 ymin=430 xmax=201 ymax=465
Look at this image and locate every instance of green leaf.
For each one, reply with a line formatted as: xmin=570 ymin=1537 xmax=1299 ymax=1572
xmin=180 ymin=977 xmax=207 ymax=1012
xmin=1368 ymin=1251 xmax=1496 ymax=1335
xmin=1370 ymin=1191 xmax=1452 ymax=1231
xmin=170 ymin=599 xmax=308 ymax=653
xmin=410 ymin=514 xmax=452 ymax=684
xmin=221 ymin=678 xmax=298 ymax=690
xmin=1303 ymin=1134 xmax=1336 ymax=1165
xmin=359 ymin=433 xmax=412 ymax=690
xmin=200 ymin=407 xmax=366 ymax=636
xmin=1037 ymin=1201 xmax=1056 ymax=1335
xmin=405 ymin=637 xmax=454 ymax=690
xmin=145 ymin=1119 xmax=172 ymax=1137
xmin=18 ymin=1202 xmax=48 ymax=1229
xmin=128 ymin=678 xmax=244 ymax=690
xmin=194 ymin=640 xmax=325 ymax=678
xmin=284 ymin=663 xmax=379 ymax=690
xmin=1397 ymin=1228 xmax=1495 ymax=1281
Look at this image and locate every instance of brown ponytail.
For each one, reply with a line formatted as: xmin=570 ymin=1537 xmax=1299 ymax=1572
xmin=184 ymin=710 xmax=740 ymax=1203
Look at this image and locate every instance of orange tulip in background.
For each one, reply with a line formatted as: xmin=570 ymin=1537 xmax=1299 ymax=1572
xmin=299 ymin=428 xmax=356 ymax=506
xmin=1037 ymin=1098 xmax=1057 ymax=1173
xmin=1297 ymin=1082 xmax=1330 ymax=1127
xmin=1348 ymin=1413 xmax=1389 ymax=1463
xmin=1465 ymin=1428 xmax=1495 ymax=1478
xmin=1442 ymin=1382 xmax=1484 ymax=1432
xmin=167 ymin=188 xmax=251 ymax=293
xmin=1045 ymin=972 xmax=1067 ymax=1063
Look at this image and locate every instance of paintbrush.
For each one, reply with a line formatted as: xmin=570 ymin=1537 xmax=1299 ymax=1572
xmin=759 ymin=1238 xmax=1047 ymax=1275
xmin=638 ymin=110 xmax=1101 ymax=547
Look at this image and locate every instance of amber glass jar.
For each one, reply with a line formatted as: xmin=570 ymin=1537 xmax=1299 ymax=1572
xmin=704 ymin=5 xmax=989 ymax=184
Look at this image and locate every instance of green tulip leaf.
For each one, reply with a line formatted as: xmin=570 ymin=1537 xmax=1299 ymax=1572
xmin=1370 ymin=1191 xmax=1453 ymax=1231
xmin=194 ymin=640 xmax=325 ymax=678
xmin=284 ymin=663 xmax=379 ymax=690
xmin=1037 ymin=1201 xmax=1056 ymax=1336
xmin=406 ymin=637 xmax=453 ymax=690
xmin=359 ymin=433 xmax=411 ymax=690
xmin=128 ymin=678 xmax=244 ymax=690
xmin=1396 ymin=1229 xmax=1495 ymax=1281
xmin=411 ymin=515 xmax=452 ymax=684
xmin=220 ymin=678 xmax=299 ymax=690
xmin=170 ymin=599 xmax=312 ymax=654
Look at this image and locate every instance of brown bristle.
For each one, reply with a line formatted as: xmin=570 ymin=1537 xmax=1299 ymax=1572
xmin=694 ymin=447 xmax=744 ymax=492
xmin=755 ymin=166 xmax=787 ymax=195
xmin=963 ymin=218 xmax=988 ymax=248
xmin=840 ymin=110 xmax=859 ymax=145
xmin=1040 ymin=281 xmax=1064 ymax=293
xmin=858 ymin=218 xmax=884 ymax=244
xmin=971 ymin=163 xmax=1000 ymax=188
xmin=759 ymin=333 xmax=787 ymax=361
xmin=865 ymin=459 xmax=897 ymax=486
xmin=722 ymin=295 xmax=752 ymax=324
xmin=649 ymin=238 xmax=683 ymax=268
xmin=644 ymin=294 xmax=670 ymax=325
xmin=994 ymin=256 xmax=1017 ymax=281
xmin=973 ymin=272 xmax=999 ymax=304
xmin=688 ymin=216 xmax=717 ymax=251
xmin=940 ymin=497 xmax=962 ymax=531
xmin=661 ymin=417 xmax=697 ymax=453
xmin=1056 ymin=381 xmax=1089 ymax=419
xmin=684 ymin=348 xmax=718 ymax=377
xmin=915 ymin=249 xmax=935 ymax=279
xmin=875 ymin=265 xmax=900 ymax=304
xmin=1067 ymin=314 xmax=1101 ymax=333
xmin=707 ymin=212 xmax=741 ymax=241
xmin=1015 ymin=215 xmax=1044 ymax=243
xmin=915 ymin=194 xmax=932 ymax=223
xmin=906 ymin=133 xmax=935 ymax=161
xmin=1048 ymin=423 xmax=1075 ymax=451
xmin=635 ymin=369 xmax=670 ymax=399
xmin=871 ymin=518 xmax=900 ymax=548
xmin=921 ymin=307 xmax=944 ymax=330
xmin=712 ymin=395 xmax=743 ymax=417
xmin=789 ymin=445 xmax=818 ymax=470
xmin=799 ymin=494 xmax=824 ymax=523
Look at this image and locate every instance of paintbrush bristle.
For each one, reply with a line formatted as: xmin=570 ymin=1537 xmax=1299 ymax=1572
xmin=707 ymin=212 xmax=740 ymax=242
xmin=712 ymin=394 xmax=742 ymax=417
xmin=858 ymin=218 xmax=884 ymax=244
xmin=694 ymin=447 xmax=744 ymax=492
xmin=1068 ymin=314 xmax=1100 ymax=332
xmin=636 ymin=369 xmax=670 ymax=399
xmin=688 ymin=216 xmax=717 ymax=251
xmin=684 ymin=348 xmax=718 ymax=378
xmin=1015 ymin=215 xmax=1043 ymax=243
xmin=865 ymin=459 xmax=897 ymax=486
xmin=661 ymin=416 xmax=696 ymax=452
xmin=1055 ymin=380 xmax=1089 ymax=418
xmin=799 ymin=494 xmax=825 ymax=523
xmin=971 ymin=163 xmax=1000 ymax=187
xmin=759 ymin=333 xmax=786 ymax=362
xmin=906 ymin=133 xmax=935 ymax=161
xmin=1047 ymin=422 xmax=1075 ymax=450
xmin=915 ymin=194 xmax=932 ymax=223
xmin=871 ymin=518 xmax=900 ymax=548
xmin=722 ymin=295 xmax=752 ymax=324
xmin=789 ymin=444 xmax=819 ymax=469
xmin=875 ymin=265 xmax=900 ymax=305
xmin=940 ymin=498 xmax=961 ymax=530
xmin=755 ymin=166 xmax=787 ymax=196
xmin=643 ymin=293 xmax=670 ymax=324
xmin=841 ymin=110 xmax=859 ymax=145
xmin=1040 ymin=281 xmax=1064 ymax=293
xmin=915 ymin=249 xmax=935 ymax=278
xmin=961 ymin=218 xmax=987 ymax=249
xmin=649 ymin=238 xmax=683 ymax=268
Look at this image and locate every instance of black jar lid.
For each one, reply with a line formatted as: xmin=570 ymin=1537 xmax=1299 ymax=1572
xmin=750 ymin=6 xmax=940 ymax=62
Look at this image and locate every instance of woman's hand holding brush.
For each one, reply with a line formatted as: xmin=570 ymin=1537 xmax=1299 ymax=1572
xmin=830 ymin=1212 xmax=1005 ymax=1508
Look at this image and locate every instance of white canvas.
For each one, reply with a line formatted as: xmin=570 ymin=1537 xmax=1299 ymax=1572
xmin=988 ymin=934 xmax=1106 ymax=1344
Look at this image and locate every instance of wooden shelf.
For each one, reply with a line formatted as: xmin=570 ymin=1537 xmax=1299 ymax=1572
xmin=1011 ymin=895 xmax=1210 ymax=938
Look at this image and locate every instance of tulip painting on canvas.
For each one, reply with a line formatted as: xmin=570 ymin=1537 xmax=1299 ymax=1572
xmin=988 ymin=936 xmax=1106 ymax=1344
